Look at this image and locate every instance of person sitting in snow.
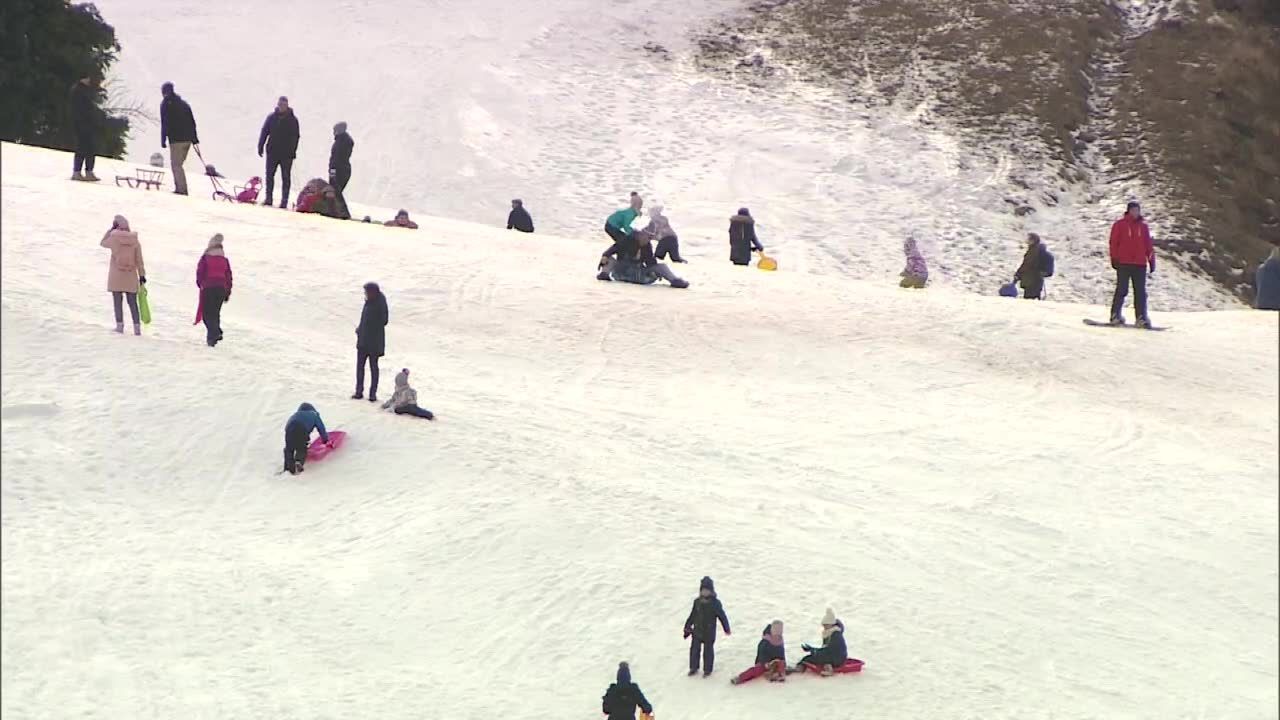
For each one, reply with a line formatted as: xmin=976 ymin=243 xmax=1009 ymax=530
xmin=283 ymin=402 xmax=330 ymax=475
xmin=731 ymin=621 xmax=787 ymax=685
xmin=384 ymin=209 xmax=419 ymax=229
xmin=599 ymin=229 xmax=689 ymax=288
xmin=1013 ymin=232 xmax=1054 ymax=300
xmin=728 ymin=207 xmax=763 ymax=265
xmin=507 ymin=198 xmax=534 ymax=233
xmin=195 ymin=234 xmax=233 ymax=347
xmin=683 ymin=575 xmax=731 ymax=676
xmin=900 ymin=237 xmax=928 ymax=288
xmin=312 ymin=184 xmax=351 ymax=220
xmin=602 ymin=662 xmax=653 ymax=720
xmin=645 ymin=204 xmax=685 ymax=263
xmin=381 ymin=368 xmax=435 ymax=420
xmin=793 ymin=608 xmax=848 ymax=675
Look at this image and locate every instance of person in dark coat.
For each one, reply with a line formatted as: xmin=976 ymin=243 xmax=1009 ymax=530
xmin=257 ymin=96 xmax=301 ymax=208
xmin=731 ymin=621 xmax=787 ymax=685
xmin=1013 ymin=233 xmax=1054 ymax=300
xmin=159 ymin=82 xmax=199 ymax=195
xmin=353 ymin=282 xmax=389 ymax=402
xmin=69 ymin=77 xmax=99 ymax=181
xmin=283 ymin=402 xmax=330 ymax=475
xmin=728 ymin=208 xmax=763 ymax=265
xmin=793 ymin=608 xmax=848 ymax=675
xmin=328 ymin=122 xmax=354 ymax=195
xmin=507 ymin=199 xmax=534 ymax=233
xmin=683 ymin=576 xmax=731 ymax=676
xmin=601 ymin=662 xmax=653 ymax=720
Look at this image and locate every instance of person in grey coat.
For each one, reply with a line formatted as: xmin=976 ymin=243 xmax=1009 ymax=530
xmin=381 ymin=368 xmax=434 ymax=420
xmin=645 ymin=204 xmax=685 ymax=263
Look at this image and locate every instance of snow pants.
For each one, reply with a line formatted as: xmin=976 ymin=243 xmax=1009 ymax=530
xmin=899 ymin=273 xmax=927 ymax=289
xmin=394 ymin=404 xmax=434 ymax=420
xmin=600 ymin=258 xmax=682 ymax=285
xmin=74 ymin=129 xmax=96 ymax=174
xmin=690 ymin=637 xmax=715 ymax=673
xmin=1110 ymin=264 xmax=1148 ymax=322
xmin=201 ymin=286 xmax=226 ymax=345
xmin=655 ymin=235 xmax=684 ymax=262
xmin=733 ymin=660 xmax=785 ymax=684
xmin=283 ymin=425 xmax=309 ymax=472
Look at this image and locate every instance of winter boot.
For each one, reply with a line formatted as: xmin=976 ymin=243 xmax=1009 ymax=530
xmin=114 ymin=322 xmax=124 ymax=334
xmin=351 ymin=391 xmax=364 ymax=400
xmin=1136 ymin=316 xmax=1152 ymax=329
xmin=85 ymin=172 xmax=101 ymax=182
xmin=669 ymin=278 xmax=689 ymax=289
xmin=687 ymin=669 xmax=698 ymax=677
xmin=729 ymin=676 xmax=742 ymax=685
xmin=597 ymin=271 xmax=612 ymax=281
xmin=279 ymin=200 xmax=288 ymax=209
xmin=133 ymin=323 xmax=142 ymax=336
xmin=820 ymin=664 xmax=834 ymax=677
xmin=263 ymin=197 xmax=274 ymax=207
xmin=368 ymin=395 xmax=377 ymax=403
xmin=72 ymin=171 xmax=85 ymax=181
xmin=1109 ymin=315 xmax=1126 ymax=326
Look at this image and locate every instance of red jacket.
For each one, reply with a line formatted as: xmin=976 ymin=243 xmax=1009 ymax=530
xmin=1109 ymin=216 xmax=1154 ymax=267
xmin=196 ymin=253 xmax=233 ymax=291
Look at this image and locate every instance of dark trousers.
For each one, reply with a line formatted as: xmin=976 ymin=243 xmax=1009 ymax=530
xmin=356 ymin=350 xmax=380 ymax=397
xmin=201 ymin=286 xmax=226 ymax=345
xmin=111 ymin=291 xmax=139 ymax=324
xmin=394 ymin=404 xmax=434 ymax=420
xmin=330 ymin=165 xmax=351 ymax=194
xmin=283 ymin=426 xmax=309 ymax=472
xmin=605 ymin=223 xmax=630 ymax=246
xmin=1110 ymin=265 xmax=1148 ymax=321
xmin=74 ymin=129 xmax=96 ymax=173
xmin=265 ymin=155 xmax=293 ymax=206
xmin=655 ymin=235 xmax=684 ymax=262
xmin=689 ymin=638 xmax=715 ymax=673
xmin=1023 ymin=288 xmax=1042 ymax=300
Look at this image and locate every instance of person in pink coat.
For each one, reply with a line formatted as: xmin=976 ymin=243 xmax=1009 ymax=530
xmin=196 ymin=234 xmax=233 ymax=347
xmin=100 ymin=215 xmax=146 ymax=334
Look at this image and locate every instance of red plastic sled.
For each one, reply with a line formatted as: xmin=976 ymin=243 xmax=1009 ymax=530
xmin=800 ymin=658 xmax=864 ymax=675
xmin=307 ymin=430 xmax=346 ymax=461
xmin=193 ymin=294 xmax=203 ymax=325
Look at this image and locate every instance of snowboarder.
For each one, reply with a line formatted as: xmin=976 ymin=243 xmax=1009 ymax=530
xmin=1257 ymin=245 xmax=1280 ymax=311
xmin=645 ymin=204 xmax=685 ymax=263
xmin=1013 ymin=233 xmax=1054 ymax=300
xmin=683 ymin=575 xmax=731 ymax=676
xmin=353 ymin=282 xmax=389 ymax=402
xmin=69 ymin=77 xmax=100 ymax=182
xmin=599 ymin=230 xmax=689 ymax=288
xmin=900 ymin=237 xmax=929 ymax=288
xmin=1109 ymin=201 xmax=1156 ymax=327
xmin=381 ymin=368 xmax=435 ymax=420
xmin=283 ymin=402 xmax=330 ymax=475
xmin=257 ymin=96 xmax=300 ymax=208
xmin=195 ymin=234 xmax=232 ymax=347
xmin=507 ymin=198 xmax=534 ymax=233
xmin=328 ymin=121 xmax=354 ymax=195
xmin=602 ymin=662 xmax=653 ymax=720
xmin=728 ymin=208 xmax=763 ymax=265
xmin=384 ymin=210 xmax=418 ymax=229
xmin=731 ymin=621 xmax=787 ymax=685
xmin=100 ymin=215 xmax=146 ymax=335
xmin=159 ymin=82 xmax=199 ymax=195
xmin=793 ymin=608 xmax=847 ymax=675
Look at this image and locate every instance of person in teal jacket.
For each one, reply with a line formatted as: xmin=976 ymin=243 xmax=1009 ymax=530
xmin=284 ymin=402 xmax=330 ymax=474
xmin=604 ymin=192 xmax=644 ymax=248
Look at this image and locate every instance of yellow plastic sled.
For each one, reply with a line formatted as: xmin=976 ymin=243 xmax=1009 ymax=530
xmin=756 ymin=251 xmax=778 ymax=271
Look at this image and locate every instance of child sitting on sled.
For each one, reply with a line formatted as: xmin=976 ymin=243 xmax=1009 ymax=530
xmin=792 ymin=608 xmax=847 ymax=675
xmin=283 ymin=402 xmax=331 ymax=475
xmin=380 ymin=368 xmax=434 ymax=420
xmin=730 ymin=621 xmax=786 ymax=685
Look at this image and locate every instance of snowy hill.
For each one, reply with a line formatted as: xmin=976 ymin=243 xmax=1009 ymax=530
xmin=2 ymin=142 xmax=1277 ymax=719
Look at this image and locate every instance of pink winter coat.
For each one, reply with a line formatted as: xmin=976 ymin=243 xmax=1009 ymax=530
xmin=101 ymin=226 xmax=146 ymax=293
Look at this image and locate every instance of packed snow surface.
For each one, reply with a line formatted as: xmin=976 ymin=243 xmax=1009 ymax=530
xmin=2 ymin=143 xmax=1277 ymax=719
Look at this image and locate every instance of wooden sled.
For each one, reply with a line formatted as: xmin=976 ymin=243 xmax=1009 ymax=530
xmin=115 ymin=168 xmax=166 ymax=190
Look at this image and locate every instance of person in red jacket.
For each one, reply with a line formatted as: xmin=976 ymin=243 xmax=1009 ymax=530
xmin=196 ymin=234 xmax=233 ymax=346
xmin=1108 ymin=201 xmax=1156 ymax=327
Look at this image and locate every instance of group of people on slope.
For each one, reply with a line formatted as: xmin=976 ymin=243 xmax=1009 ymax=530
xmin=598 ymin=193 xmax=690 ymax=288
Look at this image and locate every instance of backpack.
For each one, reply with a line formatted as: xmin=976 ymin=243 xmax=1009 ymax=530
xmin=1041 ymin=248 xmax=1055 ymax=277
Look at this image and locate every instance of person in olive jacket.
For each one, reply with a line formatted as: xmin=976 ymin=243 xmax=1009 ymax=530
xmin=683 ymin=576 xmax=731 ymax=676
xmin=257 ymin=96 xmax=301 ymax=208
xmin=353 ymin=282 xmax=389 ymax=402
xmin=602 ymin=662 xmax=653 ymax=720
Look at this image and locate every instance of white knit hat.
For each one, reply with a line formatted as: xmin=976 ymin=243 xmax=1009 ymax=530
xmin=821 ymin=608 xmax=837 ymax=626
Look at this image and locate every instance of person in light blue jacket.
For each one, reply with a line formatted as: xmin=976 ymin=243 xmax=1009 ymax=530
xmin=1256 ymin=246 xmax=1280 ymax=311
xmin=283 ymin=402 xmax=330 ymax=474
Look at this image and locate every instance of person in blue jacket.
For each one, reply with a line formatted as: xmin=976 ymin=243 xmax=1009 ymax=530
xmin=1256 ymin=246 xmax=1280 ymax=310
xmin=284 ymin=402 xmax=330 ymax=474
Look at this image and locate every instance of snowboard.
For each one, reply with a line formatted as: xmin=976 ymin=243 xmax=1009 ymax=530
xmin=307 ymin=430 xmax=347 ymax=461
xmin=138 ymin=284 xmax=152 ymax=324
xmin=790 ymin=658 xmax=865 ymax=676
xmin=1082 ymin=319 xmax=1169 ymax=332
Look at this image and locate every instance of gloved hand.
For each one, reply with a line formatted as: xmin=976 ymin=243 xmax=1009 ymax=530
xmin=683 ymin=629 xmax=691 ymax=639
xmin=258 ymin=148 xmax=264 ymax=158
xmin=224 ymin=290 xmax=231 ymax=302
xmin=801 ymin=643 xmax=814 ymax=653
xmin=161 ymin=141 xmax=167 ymax=149
xmin=1111 ymin=261 xmax=1119 ymax=270
xmin=139 ymin=276 xmax=147 ymax=285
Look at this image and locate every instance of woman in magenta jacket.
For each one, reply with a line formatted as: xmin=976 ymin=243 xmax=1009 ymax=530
xmin=196 ymin=234 xmax=233 ymax=347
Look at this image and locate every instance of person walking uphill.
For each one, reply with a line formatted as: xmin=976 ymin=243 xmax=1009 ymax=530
xmin=1109 ymin=201 xmax=1156 ymax=327
xmin=329 ymin=122 xmax=354 ymax=195
xmin=195 ymin=234 xmax=233 ymax=347
xmin=159 ymin=82 xmax=199 ymax=195
xmin=70 ymin=77 xmax=100 ymax=182
xmin=283 ymin=402 xmax=330 ymax=475
xmin=683 ymin=576 xmax=731 ymax=676
xmin=100 ymin=215 xmax=146 ymax=335
xmin=257 ymin=96 xmax=301 ymax=208
xmin=353 ymin=282 xmax=389 ymax=402
xmin=1014 ymin=233 xmax=1054 ymax=300
xmin=602 ymin=662 xmax=653 ymax=720
xmin=728 ymin=208 xmax=763 ymax=265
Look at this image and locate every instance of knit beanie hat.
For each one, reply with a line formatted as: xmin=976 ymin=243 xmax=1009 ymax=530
xmin=208 ymin=233 xmax=224 ymax=249
xmin=616 ymin=662 xmax=631 ymax=685
xmin=699 ymin=576 xmax=715 ymax=593
xmin=334 ymin=121 xmax=348 ymax=134
xmin=821 ymin=608 xmax=837 ymax=626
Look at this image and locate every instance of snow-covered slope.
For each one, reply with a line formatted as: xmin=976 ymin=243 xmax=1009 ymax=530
xmin=2 ymin=143 xmax=1277 ymax=720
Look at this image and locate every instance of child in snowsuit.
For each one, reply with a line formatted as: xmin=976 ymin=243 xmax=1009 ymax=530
xmin=100 ymin=215 xmax=147 ymax=335
xmin=731 ymin=621 xmax=787 ymax=685
xmin=507 ymin=199 xmax=534 ymax=233
xmin=794 ymin=608 xmax=848 ymax=675
xmin=196 ymin=234 xmax=233 ymax=346
xmin=683 ymin=576 xmax=731 ymax=676
xmin=283 ymin=402 xmax=330 ymax=474
xmin=602 ymin=662 xmax=653 ymax=720
xmin=900 ymin=237 xmax=928 ymax=288
xmin=728 ymin=208 xmax=763 ymax=265
xmin=645 ymin=205 xmax=685 ymax=263
xmin=380 ymin=368 xmax=434 ymax=420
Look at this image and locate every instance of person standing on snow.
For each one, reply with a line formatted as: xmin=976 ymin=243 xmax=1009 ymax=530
xmin=793 ymin=608 xmax=848 ymax=675
xmin=328 ymin=122 xmax=354 ymax=195
xmin=381 ymin=368 xmax=435 ymax=420
xmin=645 ymin=204 xmax=686 ymax=263
xmin=283 ymin=402 xmax=330 ymax=475
xmin=159 ymin=82 xmax=199 ymax=195
xmin=353 ymin=282 xmax=389 ymax=402
xmin=1013 ymin=233 xmax=1054 ymax=300
xmin=900 ymin=237 xmax=929 ymax=288
xmin=196 ymin=234 xmax=232 ymax=347
xmin=1108 ymin=201 xmax=1156 ymax=327
xmin=1256 ymin=246 xmax=1280 ymax=311
xmin=69 ymin=76 xmax=100 ymax=182
xmin=728 ymin=207 xmax=763 ymax=265
xmin=601 ymin=662 xmax=653 ymax=720
xmin=257 ymin=96 xmax=300 ymax=208
xmin=683 ymin=575 xmax=731 ymax=676
xmin=507 ymin=199 xmax=534 ymax=233
xmin=100 ymin=215 xmax=146 ymax=335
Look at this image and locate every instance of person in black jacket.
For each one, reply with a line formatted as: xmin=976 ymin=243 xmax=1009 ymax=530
xmin=683 ymin=576 xmax=731 ymax=676
xmin=1013 ymin=232 xmax=1054 ymax=300
xmin=159 ymin=82 xmax=199 ymax=195
xmin=353 ymin=282 xmax=389 ymax=402
xmin=602 ymin=662 xmax=653 ymax=720
xmin=793 ymin=608 xmax=848 ymax=675
xmin=507 ymin=199 xmax=534 ymax=233
xmin=728 ymin=207 xmax=763 ymax=265
xmin=69 ymin=77 xmax=99 ymax=181
xmin=329 ymin=122 xmax=354 ymax=194
xmin=257 ymin=96 xmax=301 ymax=208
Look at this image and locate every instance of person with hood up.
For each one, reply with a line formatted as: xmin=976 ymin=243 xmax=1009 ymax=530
xmin=159 ymin=82 xmax=199 ymax=195
xmin=196 ymin=234 xmax=233 ymax=346
xmin=601 ymin=662 xmax=653 ymax=720
xmin=100 ymin=215 xmax=146 ymax=335
xmin=900 ymin=237 xmax=928 ymax=288
xmin=730 ymin=621 xmax=787 ymax=685
xmin=1256 ymin=245 xmax=1280 ymax=311
xmin=257 ymin=96 xmax=301 ymax=209
xmin=645 ymin=204 xmax=685 ymax=263
xmin=354 ymin=282 xmax=389 ymax=402
xmin=728 ymin=207 xmax=763 ymax=265
xmin=793 ymin=608 xmax=848 ymax=676
xmin=683 ymin=575 xmax=731 ymax=676
xmin=1013 ymin=232 xmax=1054 ymax=300
xmin=507 ymin=199 xmax=534 ymax=233
xmin=70 ymin=76 xmax=100 ymax=182
xmin=1108 ymin=201 xmax=1156 ymax=327
xmin=381 ymin=368 xmax=435 ymax=420
xmin=384 ymin=210 xmax=418 ymax=229
xmin=283 ymin=402 xmax=330 ymax=475
xmin=329 ymin=122 xmax=354 ymax=195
